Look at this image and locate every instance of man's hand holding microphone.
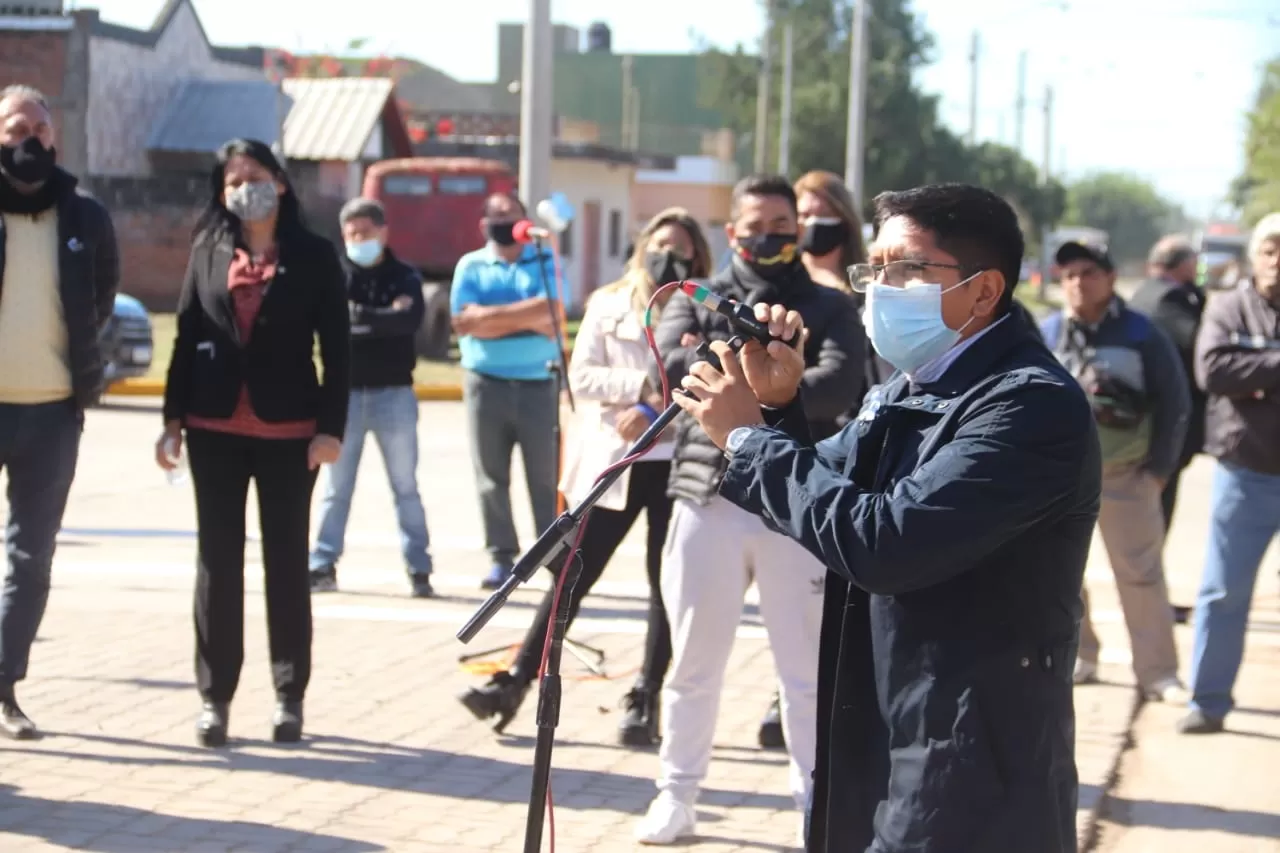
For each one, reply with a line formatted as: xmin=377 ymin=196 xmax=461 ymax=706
xmin=673 ymin=303 xmax=808 ymax=449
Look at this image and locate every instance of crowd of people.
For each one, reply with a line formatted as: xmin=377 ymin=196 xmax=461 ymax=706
xmin=1 ymin=79 xmax=1278 ymax=851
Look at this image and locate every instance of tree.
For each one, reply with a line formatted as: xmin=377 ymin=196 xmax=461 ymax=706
xmin=1232 ymin=57 xmax=1280 ymax=226
xmin=695 ymin=0 xmax=1058 ymax=229
xmin=1063 ymin=172 xmax=1180 ymax=266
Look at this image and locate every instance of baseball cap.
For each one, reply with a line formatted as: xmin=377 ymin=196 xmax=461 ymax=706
xmin=1055 ymin=240 xmax=1114 ymax=272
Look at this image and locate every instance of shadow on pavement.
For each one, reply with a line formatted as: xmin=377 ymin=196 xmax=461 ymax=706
xmin=0 ymin=783 xmax=384 ymax=852
xmin=1103 ymin=795 xmax=1280 ymax=838
xmin=11 ymin=731 xmax=796 ymax=817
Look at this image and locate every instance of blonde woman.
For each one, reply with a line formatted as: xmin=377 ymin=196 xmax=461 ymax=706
xmin=459 ymin=208 xmax=712 ymax=746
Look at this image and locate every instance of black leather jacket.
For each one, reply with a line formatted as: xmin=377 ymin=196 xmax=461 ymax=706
xmin=649 ymin=257 xmax=865 ymax=505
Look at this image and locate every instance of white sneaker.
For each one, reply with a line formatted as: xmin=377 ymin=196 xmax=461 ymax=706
xmin=1073 ymin=659 xmax=1098 ymax=685
xmin=1146 ymin=677 xmax=1189 ymax=705
xmin=636 ymin=791 xmax=696 ymax=845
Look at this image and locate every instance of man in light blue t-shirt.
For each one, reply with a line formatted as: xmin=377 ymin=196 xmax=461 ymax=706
xmin=451 ymin=192 xmax=560 ymax=589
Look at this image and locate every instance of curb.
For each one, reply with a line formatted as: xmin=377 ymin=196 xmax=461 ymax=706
xmin=107 ymin=379 xmax=464 ymax=402
xmin=1079 ymin=690 xmax=1143 ymax=852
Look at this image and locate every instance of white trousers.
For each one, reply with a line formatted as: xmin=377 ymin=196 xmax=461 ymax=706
xmin=658 ymin=496 xmax=825 ymax=810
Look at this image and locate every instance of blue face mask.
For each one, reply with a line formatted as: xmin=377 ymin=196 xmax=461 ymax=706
xmin=864 ymin=276 xmax=977 ymax=375
xmin=346 ymin=239 xmax=382 ymax=268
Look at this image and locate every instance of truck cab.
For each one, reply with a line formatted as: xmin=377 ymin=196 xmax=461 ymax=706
xmin=362 ymin=157 xmax=516 ymax=359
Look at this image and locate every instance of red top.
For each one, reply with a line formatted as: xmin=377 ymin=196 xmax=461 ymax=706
xmin=185 ymin=248 xmax=318 ymax=440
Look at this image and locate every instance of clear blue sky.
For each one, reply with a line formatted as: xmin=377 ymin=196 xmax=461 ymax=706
xmin=86 ymin=0 xmax=1280 ymax=220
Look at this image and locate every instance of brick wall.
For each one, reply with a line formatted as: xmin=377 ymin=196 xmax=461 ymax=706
xmin=0 ymin=28 xmax=68 ymax=136
xmin=86 ymin=167 xmax=346 ymax=313
xmin=87 ymin=174 xmax=205 ymax=312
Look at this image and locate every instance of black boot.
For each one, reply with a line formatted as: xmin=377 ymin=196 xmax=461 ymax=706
xmin=0 ymin=684 xmax=37 ymax=741
xmin=272 ymin=700 xmax=304 ymax=743
xmin=618 ymin=684 xmax=660 ymax=748
xmin=758 ymin=691 xmax=786 ymax=750
xmin=196 ymin=701 xmax=230 ymax=748
xmin=458 ymin=670 xmax=530 ymax=734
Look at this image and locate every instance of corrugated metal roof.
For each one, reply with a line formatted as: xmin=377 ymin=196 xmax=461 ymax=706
xmin=147 ymin=79 xmax=289 ymax=154
xmin=282 ymin=77 xmax=393 ymax=162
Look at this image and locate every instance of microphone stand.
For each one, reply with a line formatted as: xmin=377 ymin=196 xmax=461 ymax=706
xmin=457 ymin=338 xmax=744 ymax=853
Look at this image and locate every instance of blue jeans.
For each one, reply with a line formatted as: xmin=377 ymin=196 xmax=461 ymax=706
xmin=310 ymin=387 xmax=432 ymax=576
xmin=0 ymin=400 xmax=82 ymax=686
xmin=1188 ymin=460 xmax=1280 ymax=720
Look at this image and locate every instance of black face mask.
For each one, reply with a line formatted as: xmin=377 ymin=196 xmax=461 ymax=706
xmin=485 ymin=221 xmax=517 ymax=247
xmin=799 ymin=218 xmax=848 ymax=258
xmin=734 ymin=233 xmax=799 ymax=280
xmin=644 ymin=249 xmax=691 ymax=286
xmin=0 ymin=136 xmax=57 ymax=186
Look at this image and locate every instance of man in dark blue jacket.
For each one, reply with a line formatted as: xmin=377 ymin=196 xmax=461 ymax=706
xmin=673 ymin=184 xmax=1100 ymax=852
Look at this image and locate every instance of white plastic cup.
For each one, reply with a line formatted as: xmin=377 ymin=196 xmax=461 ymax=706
xmin=163 ymin=436 xmax=189 ymax=486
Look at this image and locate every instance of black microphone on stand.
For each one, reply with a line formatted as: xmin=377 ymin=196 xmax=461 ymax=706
xmin=677 ymin=282 xmax=799 ymax=362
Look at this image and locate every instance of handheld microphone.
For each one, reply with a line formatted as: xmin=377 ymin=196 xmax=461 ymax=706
xmin=679 ymin=282 xmax=797 ymax=349
xmin=512 ymin=219 xmax=552 ymax=243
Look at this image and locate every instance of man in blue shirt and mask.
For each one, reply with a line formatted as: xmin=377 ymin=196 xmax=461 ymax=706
xmin=672 ymin=184 xmax=1101 ymax=852
xmin=451 ymin=192 xmax=560 ymax=590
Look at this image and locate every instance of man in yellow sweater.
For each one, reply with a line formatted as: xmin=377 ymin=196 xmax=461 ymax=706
xmin=0 ymin=85 xmax=119 ymax=739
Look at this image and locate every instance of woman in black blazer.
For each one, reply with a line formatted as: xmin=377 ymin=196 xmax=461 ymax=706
xmin=155 ymin=138 xmax=350 ymax=747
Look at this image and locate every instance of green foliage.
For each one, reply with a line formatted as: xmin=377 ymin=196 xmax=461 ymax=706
xmin=696 ymin=0 xmax=1062 ymax=237
xmin=1234 ymin=58 xmax=1280 ymax=227
xmin=1063 ymin=172 xmax=1180 ymax=265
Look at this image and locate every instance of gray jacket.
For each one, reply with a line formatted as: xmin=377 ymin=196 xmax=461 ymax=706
xmin=1040 ymin=297 xmax=1190 ymax=479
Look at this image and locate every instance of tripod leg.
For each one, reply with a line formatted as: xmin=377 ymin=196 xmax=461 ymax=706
xmin=458 ymin=644 xmax=516 ymax=665
xmin=562 ymin=638 xmax=608 ymax=678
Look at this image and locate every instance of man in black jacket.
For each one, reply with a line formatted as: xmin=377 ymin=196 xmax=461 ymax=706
xmin=1129 ymin=235 xmax=1204 ymax=623
xmin=309 ymin=198 xmax=433 ymax=598
xmin=635 ymin=175 xmax=863 ymax=846
xmin=0 ymin=85 xmax=119 ymax=739
xmin=673 ymin=184 xmax=1099 ymax=853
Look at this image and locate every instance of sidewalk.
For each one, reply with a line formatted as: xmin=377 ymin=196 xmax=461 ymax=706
xmin=0 ymin=404 xmax=1271 ymax=852
xmin=1091 ymin=580 xmax=1280 ymax=852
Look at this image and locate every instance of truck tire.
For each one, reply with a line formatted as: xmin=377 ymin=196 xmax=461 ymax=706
xmin=415 ymin=282 xmax=454 ymax=361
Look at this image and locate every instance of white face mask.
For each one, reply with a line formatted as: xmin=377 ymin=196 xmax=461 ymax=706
xmin=864 ymin=275 xmax=978 ymax=374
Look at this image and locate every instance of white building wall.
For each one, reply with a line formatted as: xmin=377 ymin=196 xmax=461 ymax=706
xmin=547 ymin=158 xmax=635 ymax=313
xmin=87 ymin=0 xmax=263 ymax=176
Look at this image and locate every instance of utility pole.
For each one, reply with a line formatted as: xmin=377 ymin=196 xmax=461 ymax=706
xmin=845 ymin=0 xmax=870 ymax=208
xmin=1014 ymin=50 xmax=1027 ymax=154
xmin=778 ymin=21 xmax=794 ymax=176
xmin=621 ymin=54 xmax=634 ymax=150
xmin=518 ymin=0 xmax=553 ymax=210
xmin=1042 ymin=84 xmax=1053 ymax=183
xmin=967 ymin=30 xmax=980 ymax=145
xmin=753 ymin=0 xmax=774 ymax=173
xmin=1039 ymin=83 xmax=1055 ymax=300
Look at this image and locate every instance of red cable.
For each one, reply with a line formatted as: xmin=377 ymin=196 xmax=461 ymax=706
xmin=535 ymin=279 xmax=688 ymax=852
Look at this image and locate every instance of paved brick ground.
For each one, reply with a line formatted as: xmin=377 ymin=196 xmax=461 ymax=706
xmin=0 ymin=401 xmax=1264 ymax=852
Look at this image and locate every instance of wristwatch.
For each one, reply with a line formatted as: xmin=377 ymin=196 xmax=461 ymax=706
xmin=725 ymin=426 xmax=757 ymax=456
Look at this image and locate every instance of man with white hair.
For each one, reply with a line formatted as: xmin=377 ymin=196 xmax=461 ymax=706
xmin=1180 ymin=212 xmax=1280 ymax=734
xmin=0 ymin=84 xmax=119 ymax=739
xmin=1129 ymin=235 xmax=1205 ymax=623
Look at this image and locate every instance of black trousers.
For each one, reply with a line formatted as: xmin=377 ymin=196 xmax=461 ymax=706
xmin=187 ymin=429 xmax=318 ymax=703
xmin=513 ymin=460 xmax=673 ymax=690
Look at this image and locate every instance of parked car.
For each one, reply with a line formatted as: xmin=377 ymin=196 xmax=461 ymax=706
xmin=100 ymin=294 xmax=153 ymax=384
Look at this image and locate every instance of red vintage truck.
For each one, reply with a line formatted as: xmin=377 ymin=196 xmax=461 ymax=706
xmin=362 ymin=157 xmax=516 ymax=359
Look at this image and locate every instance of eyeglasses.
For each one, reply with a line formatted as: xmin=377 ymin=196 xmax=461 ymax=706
xmin=846 ymin=260 xmax=975 ymax=293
